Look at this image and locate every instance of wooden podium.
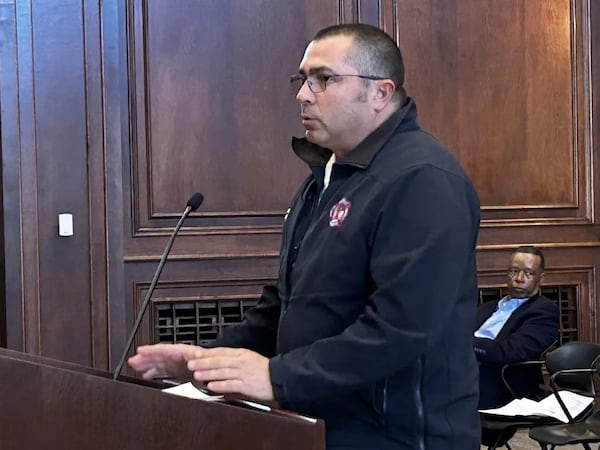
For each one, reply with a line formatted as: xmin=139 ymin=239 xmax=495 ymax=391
xmin=0 ymin=347 xmax=325 ymax=450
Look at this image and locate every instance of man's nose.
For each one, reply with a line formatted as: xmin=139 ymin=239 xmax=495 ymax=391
xmin=515 ymin=270 xmax=527 ymax=282
xmin=296 ymin=82 xmax=314 ymax=103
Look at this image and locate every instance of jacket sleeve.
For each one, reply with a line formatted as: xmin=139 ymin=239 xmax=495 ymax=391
xmin=474 ymin=299 xmax=559 ymax=365
xmin=269 ymin=165 xmax=480 ymax=403
xmin=208 ymin=284 xmax=281 ymax=357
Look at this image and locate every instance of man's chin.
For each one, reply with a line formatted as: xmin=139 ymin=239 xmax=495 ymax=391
xmin=510 ymin=289 xmax=530 ymax=298
xmin=305 ymin=131 xmax=325 ymax=146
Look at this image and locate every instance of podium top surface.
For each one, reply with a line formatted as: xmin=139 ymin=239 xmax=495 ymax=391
xmin=0 ymin=347 xmax=325 ymax=450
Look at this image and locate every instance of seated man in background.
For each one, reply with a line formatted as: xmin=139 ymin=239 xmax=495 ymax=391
xmin=475 ymin=245 xmax=559 ymax=409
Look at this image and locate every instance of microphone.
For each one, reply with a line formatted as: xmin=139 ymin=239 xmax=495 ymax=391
xmin=112 ymin=192 xmax=204 ymax=380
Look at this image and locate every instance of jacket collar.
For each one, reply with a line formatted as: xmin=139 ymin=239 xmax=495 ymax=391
xmin=291 ymin=97 xmax=419 ymax=170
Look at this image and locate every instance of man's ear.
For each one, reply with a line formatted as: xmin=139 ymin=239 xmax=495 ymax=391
xmin=372 ymin=80 xmax=396 ymax=110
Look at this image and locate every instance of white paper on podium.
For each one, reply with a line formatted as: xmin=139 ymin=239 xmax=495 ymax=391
xmin=162 ymin=382 xmax=224 ymax=401
xmin=479 ymin=391 xmax=593 ymax=423
xmin=161 ymin=382 xmax=317 ymax=422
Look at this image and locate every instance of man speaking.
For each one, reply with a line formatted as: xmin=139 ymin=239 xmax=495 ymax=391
xmin=129 ymin=23 xmax=481 ymax=449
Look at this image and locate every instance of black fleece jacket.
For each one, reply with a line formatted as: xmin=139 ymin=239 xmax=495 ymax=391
xmin=215 ymin=98 xmax=481 ymax=449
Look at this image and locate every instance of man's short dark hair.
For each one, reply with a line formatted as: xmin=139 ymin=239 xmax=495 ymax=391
xmin=512 ymin=245 xmax=545 ymax=270
xmin=313 ymin=24 xmax=406 ymax=104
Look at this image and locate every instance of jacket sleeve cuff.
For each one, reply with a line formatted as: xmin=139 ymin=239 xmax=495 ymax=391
xmin=268 ymin=355 xmax=288 ymax=403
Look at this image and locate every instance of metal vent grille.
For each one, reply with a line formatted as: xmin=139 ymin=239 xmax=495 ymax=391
xmin=154 ymin=299 xmax=258 ymax=346
xmin=478 ymin=285 xmax=578 ymax=344
xmin=155 ymin=285 xmax=578 ymax=346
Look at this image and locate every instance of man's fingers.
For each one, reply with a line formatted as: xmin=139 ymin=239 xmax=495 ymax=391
xmin=187 ymin=347 xmax=250 ymax=369
xmin=185 ymin=348 xmax=272 ymax=400
xmin=187 ymin=354 xmax=243 ymax=372
xmin=128 ymin=354 xmax=152 ymax=371
xmin=130 ymin=345 xmax=271 ymax=400
xmin=193 ymin=365 xmax=240 ymax=381
xmin=129 ymin=353 xmax=165 ymax=370
xmin=129 ymin=343 xmax=201 ymax=378
xmin=136 ymin=343 xmax=173 ymax=355
xmin=204 ymin=379 xmax=244 ymax=394
xmin=194 ymin=347 xmax=244 ymax=358
xmin=137 ymin=343 xmax=196 ymax=358
xmin=141 ymin=367 xmax=163 ymax=380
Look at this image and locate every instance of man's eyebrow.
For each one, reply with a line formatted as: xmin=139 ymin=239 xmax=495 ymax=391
xmin=298 ymin=66 xmax=334 ymax=76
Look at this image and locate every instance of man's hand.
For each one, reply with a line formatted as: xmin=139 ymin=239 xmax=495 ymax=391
xmin=128 ymin=343 xmax=200 ymax=380
xmin=188 ymin=347 xmax=274 ymax=401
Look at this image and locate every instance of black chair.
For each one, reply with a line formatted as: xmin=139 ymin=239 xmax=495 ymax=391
xmin=480 ymin=342 xmax=557 ymax=450
xmin=480 ymin=341 xmax=600 ymax=450
xmin=480 ymin=358 xmax=548 ymax=450
xmin=528 ymin=346 xmax=600 ymax=449
xmin=500 ymin=341 xmax=558 ymax=400
xmin=529 ymin=412 xmax=600 ymax=450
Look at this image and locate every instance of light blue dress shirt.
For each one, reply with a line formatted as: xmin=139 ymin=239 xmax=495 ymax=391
xmin=474 ymin=296 xmax=529 ymax=339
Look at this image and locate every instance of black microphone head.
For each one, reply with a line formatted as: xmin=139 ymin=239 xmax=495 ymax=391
xmin=186 ymin=192 xmax=204 ymax=211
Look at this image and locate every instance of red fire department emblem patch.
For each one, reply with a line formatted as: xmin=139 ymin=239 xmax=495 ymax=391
xmin=329 ymin=197 xmax=352 ymax=227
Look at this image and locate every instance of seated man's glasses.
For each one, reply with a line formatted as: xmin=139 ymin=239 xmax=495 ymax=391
xmin=290 ymin=72 xmax=387 ymax=94
xmin=507 ymin=267 xmax=538 ymax=279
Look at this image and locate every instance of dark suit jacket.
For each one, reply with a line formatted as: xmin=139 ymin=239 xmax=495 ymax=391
xmin=474 ymin=294 xmax=559 ymax=409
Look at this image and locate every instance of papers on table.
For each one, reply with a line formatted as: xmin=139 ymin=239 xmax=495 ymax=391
xmin=162 ymin=382 xmax=273 ymax=411
xmin=162 ymin=382 xmax=224 ymax=401
xmin=479 ymin=391 xmax=594 ymax=423
xmin=161 ymin=382 xmax=318 ymax=423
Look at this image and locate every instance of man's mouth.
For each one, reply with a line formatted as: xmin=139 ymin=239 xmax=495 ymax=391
xmin=301 ymin=116 xmax=319 ymax=129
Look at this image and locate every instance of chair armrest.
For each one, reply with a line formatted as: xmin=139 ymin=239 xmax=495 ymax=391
xmin=500 ymin=341 xmax=559 ymax=399
xmin=501 ymin=360 xmax=544 ymax=399
xmin=549 ymin=367 xmax=596 ymax=423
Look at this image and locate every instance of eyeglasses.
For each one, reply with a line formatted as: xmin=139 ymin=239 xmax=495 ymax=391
xmin=290 ymin=73 xmax=387 ymax=94
xmin=507 ymin=267 xmax=539 ymax=280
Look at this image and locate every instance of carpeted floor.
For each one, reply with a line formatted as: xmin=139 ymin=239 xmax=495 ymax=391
xmin=480 ymin=429 xmax=598 ymax=449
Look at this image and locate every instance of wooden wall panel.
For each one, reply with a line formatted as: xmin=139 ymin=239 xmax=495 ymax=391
xmin=0 ymin=0 xmax=109 ymax=364
xmin=85 ymin=0 xmax=111 ymax=369
xmin=34 ymin=0 xmax=92 ymax=364
xmin=0 ymin=0 xmax=17 ymax=349
xmin=122 ymin=0 xmax=600 ymax=357
xmin=0 ymin=1 xmax=10 ymax=348
xmin=397 ymin=0 xmax=590 ymax=221
xmin=128 ymin=0 xmax=337 ymax=230
xmin=1 ymin=0 xmax=599 ymax=370
xmin=0 ymin=0 xmax=117 ymax=366
xmin=119 ymin=0 xmax=352 ymax=367
xmin=388 ymin=0 xmax=600 ymax=340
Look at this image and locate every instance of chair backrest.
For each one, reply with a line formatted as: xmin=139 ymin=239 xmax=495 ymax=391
xmin=544 ymin=341 xmax=600 ymax=393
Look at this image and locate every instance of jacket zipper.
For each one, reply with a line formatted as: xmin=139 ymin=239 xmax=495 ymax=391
xmin=381 ymin=378 xmax=388 ymax=427
xmin=415 ymin=358 xmax=425 ymax=450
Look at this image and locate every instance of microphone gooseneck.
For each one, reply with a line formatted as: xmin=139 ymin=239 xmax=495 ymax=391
xmin=112 ymin=192 xmax=204 ymax=380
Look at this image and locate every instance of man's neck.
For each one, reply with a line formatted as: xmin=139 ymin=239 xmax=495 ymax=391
xmin=332 ymin=106 xmax=399 ymax=160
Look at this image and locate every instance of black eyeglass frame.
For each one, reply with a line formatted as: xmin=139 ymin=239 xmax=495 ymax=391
xmin=290 ymin=73 xmax=388 ymax=94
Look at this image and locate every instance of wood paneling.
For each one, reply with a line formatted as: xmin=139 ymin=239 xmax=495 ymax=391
xmin=128 ymin=0 xmax=335 ymax=228
xmin=0 ymin=1 xmax=13 ymax=349
xmin=0 ymin=0 xmax=101 ymax=363
xmin=120 ymin=0 xmax=349 ymax=366
xmin=0 ymin=0 xmax=599 ymax=369
xmin=398 ymin=0 xmax=591 ymax=222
